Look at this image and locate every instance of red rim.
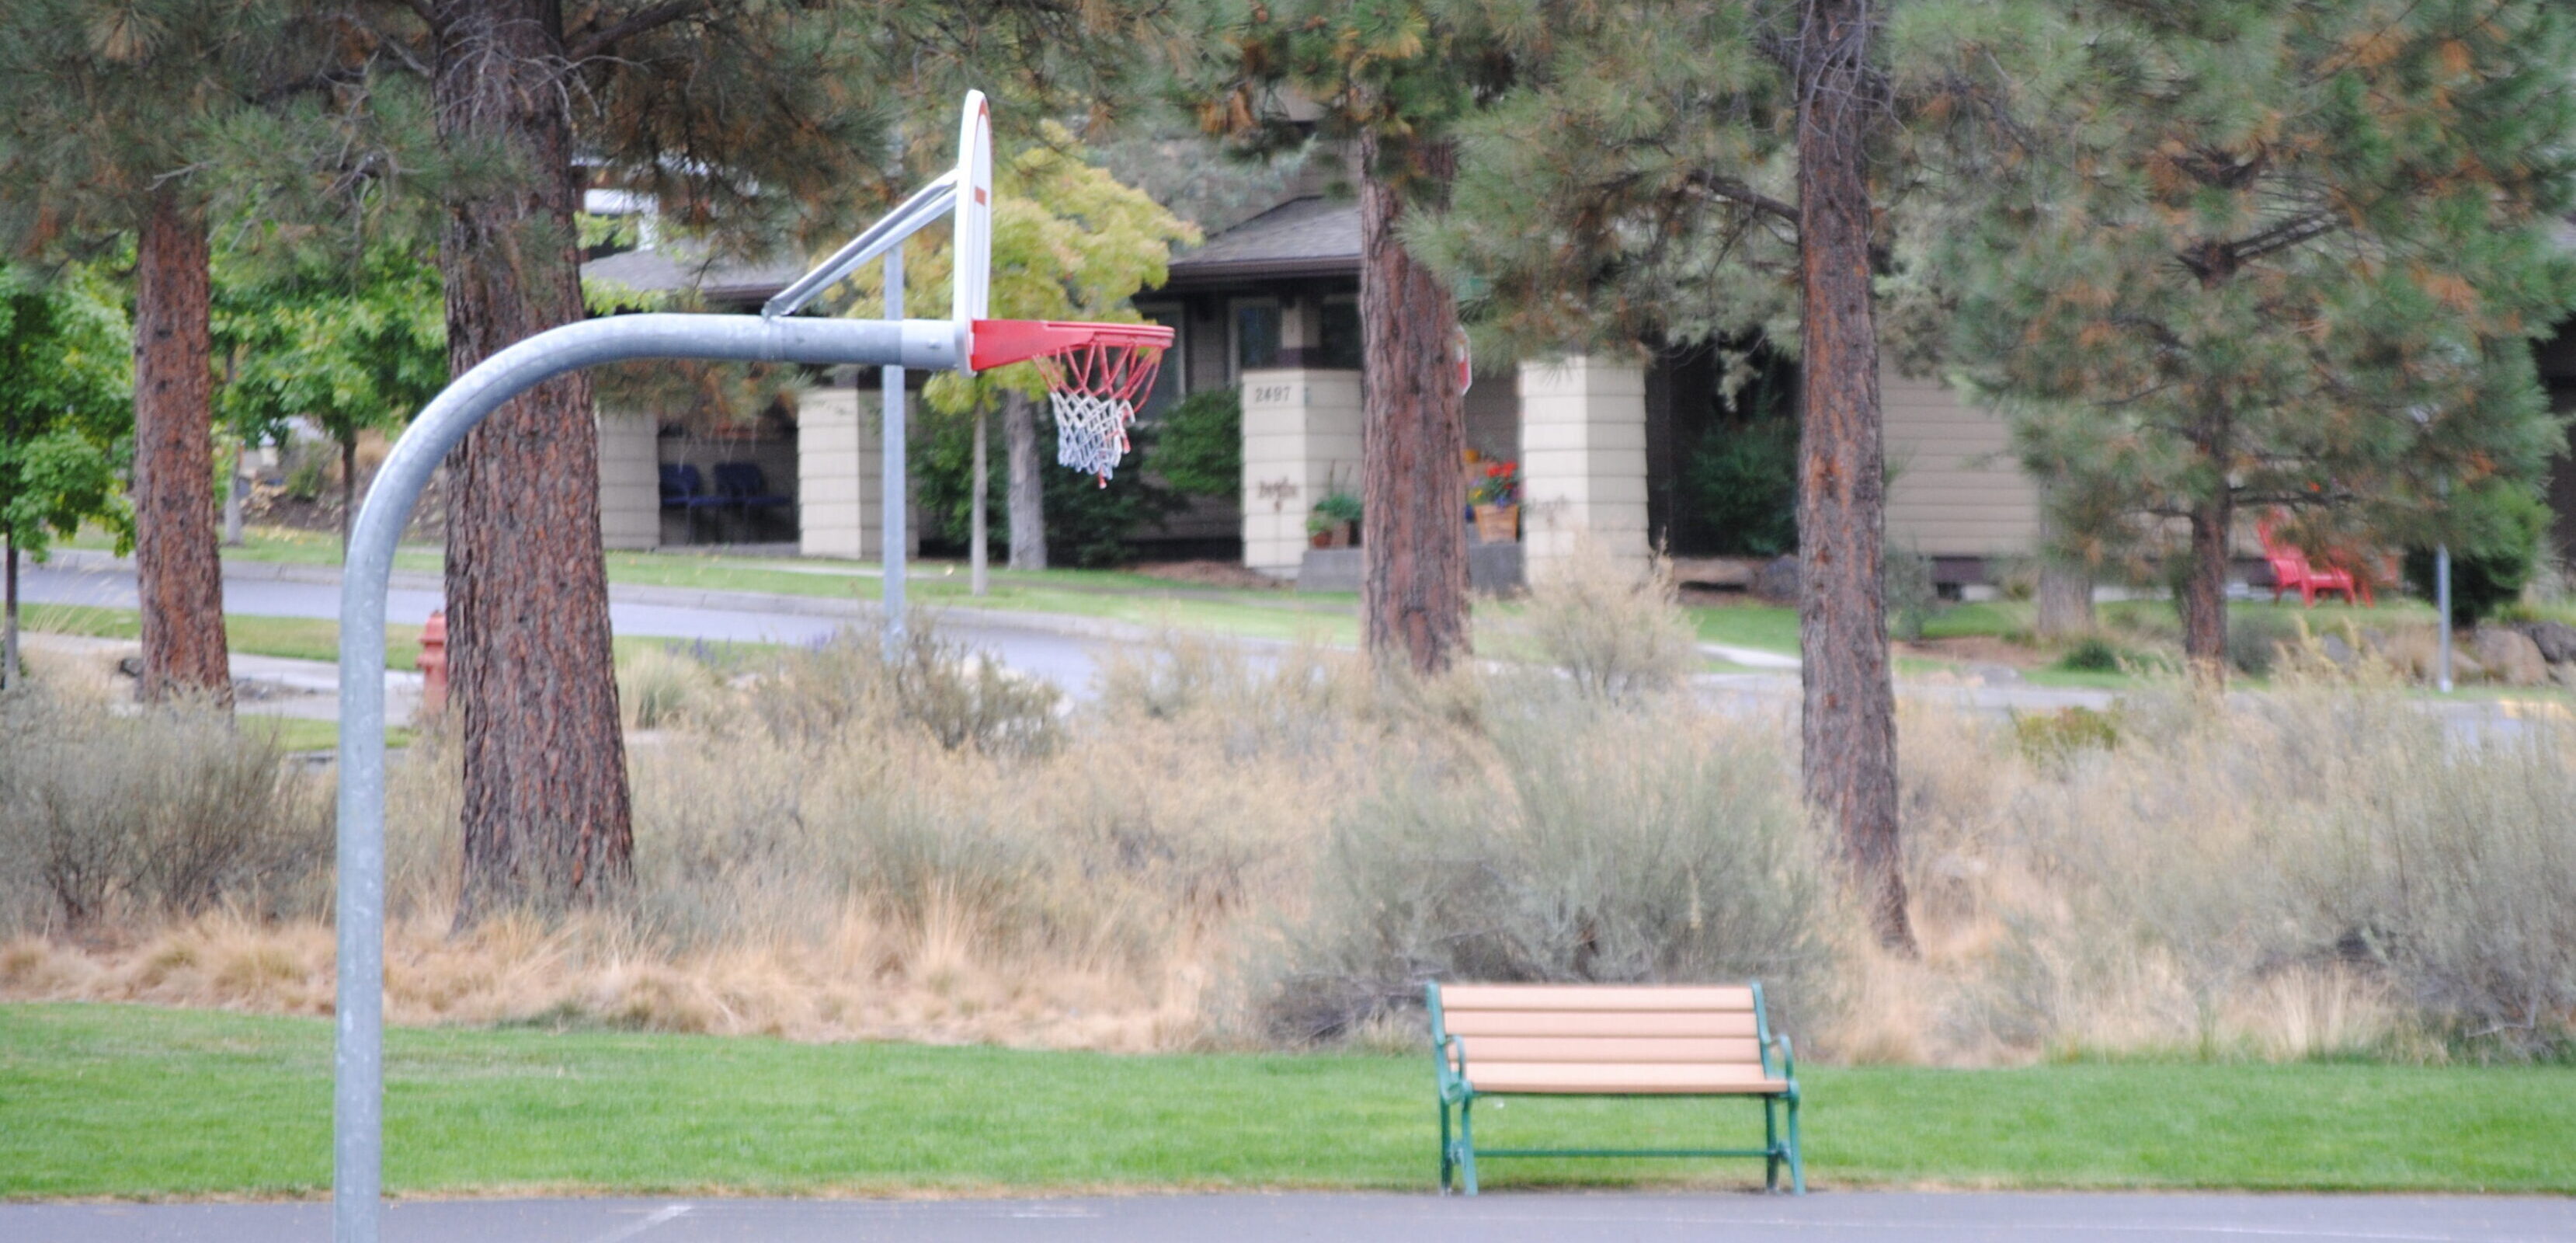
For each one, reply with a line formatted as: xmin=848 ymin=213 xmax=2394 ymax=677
xmin=969 ymin=319 xmax=1173 ymax=373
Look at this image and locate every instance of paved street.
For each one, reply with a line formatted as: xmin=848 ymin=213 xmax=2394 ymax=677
xmin=17 ymin=555 xmax=1137 ymax=694
xmin=9 ymin=1193 xmax=2574 ymax=1243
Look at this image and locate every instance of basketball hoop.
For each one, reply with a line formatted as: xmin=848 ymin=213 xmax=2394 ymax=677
xmin=971 ymin=319 xmax=1173 ymax=482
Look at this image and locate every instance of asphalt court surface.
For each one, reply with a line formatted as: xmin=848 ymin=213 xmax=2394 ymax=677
xmin=11 ymin=1193 xmax=2574 ymax=1243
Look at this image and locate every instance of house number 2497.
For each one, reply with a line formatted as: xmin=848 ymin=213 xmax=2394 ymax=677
xmin=1250 ymin=384 xmax=1296 ymax=405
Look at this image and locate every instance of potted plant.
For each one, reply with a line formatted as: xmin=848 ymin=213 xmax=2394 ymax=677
xmin=1470 ymin=459 xmax=1519 ymax=543
xmin=1308 ymin=490 xmax=1363 ymax=548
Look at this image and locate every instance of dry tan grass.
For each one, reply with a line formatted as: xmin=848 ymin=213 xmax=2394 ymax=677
xmin=6 ymin=590 xmax=2572 ymax=1062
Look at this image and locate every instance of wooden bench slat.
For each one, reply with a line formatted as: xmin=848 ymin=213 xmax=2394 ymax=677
xmin=1455 ymin=1036 xmax=1764 ymax=1064
xmin=1438 ymin=984 xmax=1756 ymax=1012
xmin=1463 ymin=1061 xmax=1789 ymax=1095
xmin=1441 ymin=1010 xmax=1760 ymax=1038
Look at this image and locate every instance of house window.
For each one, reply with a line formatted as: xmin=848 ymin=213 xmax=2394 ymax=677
xmin=1317 ymin=295 xmax=1362 ymax=371
xmin=1232 ymin=298 xmax=1281 ymax=376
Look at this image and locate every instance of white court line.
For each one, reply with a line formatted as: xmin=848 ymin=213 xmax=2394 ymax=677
xmin=580 ymin=1203 xmax=692 ymax=1243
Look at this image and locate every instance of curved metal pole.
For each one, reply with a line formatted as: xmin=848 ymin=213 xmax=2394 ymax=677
xmin=333 ymin=313 xmax=955 ymax=1243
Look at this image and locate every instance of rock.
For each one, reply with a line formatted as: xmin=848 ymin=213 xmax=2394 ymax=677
xmin=2513 ymin=620 xmax=2576 ymax=664
xmin=2320 ymin=633 xmax=2357 ymax=667
xmin=2553 ymin=663 xmax=2576 ymax=692
xmin=115 ymin=655 xmax=144 ymax=678
xmin=2471 ymin=626 xmax=2549 ymax=687
xmin=1752 ymin=555 xmax=1801 ymax=604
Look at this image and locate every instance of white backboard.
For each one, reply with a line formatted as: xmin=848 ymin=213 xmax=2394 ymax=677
xmin=951 ymin=90 xmax=993 ymax=367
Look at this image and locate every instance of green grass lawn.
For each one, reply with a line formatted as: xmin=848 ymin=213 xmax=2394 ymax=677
xmin=3 ymin=1003 xmax=2569 ymax=1200
xmin=23 ymin=603 xmax=429 ymax=671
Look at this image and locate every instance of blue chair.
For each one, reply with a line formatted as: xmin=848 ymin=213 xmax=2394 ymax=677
xmin=659 ymin=464 xmax=731 ymax=542
xmin=712 ymin=463 xmax=791 ymax=538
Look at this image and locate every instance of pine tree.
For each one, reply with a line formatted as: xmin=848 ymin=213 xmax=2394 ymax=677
xmin=1191 ymin=1 xmax=1512 ymax=676
xmin=0 ymin=0 xmax=304 ymax=704
xmin=1413 ymin=0 xmax=1930 ymax=949
xmin=301 ymin=1 xmax=1171 ymax=919
xmin=1942 ymin=0 xmax=2576 ymax=678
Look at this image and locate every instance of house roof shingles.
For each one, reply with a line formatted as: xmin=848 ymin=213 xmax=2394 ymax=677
xmin=1162 ymin=197 xmax=1358 ymax=287
xmin=581 ymin=245 xmax=806 ymax=306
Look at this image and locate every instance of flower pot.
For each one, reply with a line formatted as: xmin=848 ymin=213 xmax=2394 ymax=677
xmin=1473 ymin=503 xmax=1519 ymax=544
xmin=1309 ymin=522 xmax=1354 ymax=549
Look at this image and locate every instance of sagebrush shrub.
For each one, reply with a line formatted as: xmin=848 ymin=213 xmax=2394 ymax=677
xmin=1250 ymin=691 xmax=1834 ymax=1043
xmin=0 ymin=687 xmax=326 ymax=931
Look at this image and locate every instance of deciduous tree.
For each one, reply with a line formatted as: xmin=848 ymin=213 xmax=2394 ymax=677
xmin=214 ymin=239 xmax=447 ymax=546
xmin=0 ymin=264 xmax=133 ymax=690
xmin=917 ymin=127 xmax=1197 ymax=573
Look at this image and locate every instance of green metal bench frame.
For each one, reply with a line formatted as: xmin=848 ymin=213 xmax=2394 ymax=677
xmin=1427 ymin=980 xmax=1804 ymax=1195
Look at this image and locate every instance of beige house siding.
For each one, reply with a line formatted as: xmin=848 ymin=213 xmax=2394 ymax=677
xmin=1881 ymin=368 xmax=2039 ymax=559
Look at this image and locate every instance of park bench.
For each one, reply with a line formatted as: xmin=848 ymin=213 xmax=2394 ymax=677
xmin=1426 ymin=981 xmax=1803 ymax=1196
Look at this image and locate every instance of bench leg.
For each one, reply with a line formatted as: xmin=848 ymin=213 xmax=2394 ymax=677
xmin=1457 ymin=1097 xmax=1479 ymax=1196
xmin=1764 ymin=1097 xmax=1781 ymax=1193
xmin=1438 ymin=1100 xmax=1454 ymax=1193
xmin=1785 ymin=1093 xmax=1806 ymax=1196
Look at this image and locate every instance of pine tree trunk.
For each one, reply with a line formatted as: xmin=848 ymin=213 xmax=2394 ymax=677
xmin=2033 ymin=490 xmax=2093 ymax=637
xmin=433 ymin=0 xmax=633 ymax=924
xmin=1792 ymin=0 xmax=1912 ymax=952
xmin=2181 ymin=494 xmax=2233 ymax=682
xmin=1005 ymin=388 xmax=1045 ymax=570
xmin=2035 ymin=562 xmax=2094 ymax=637
xmin=130 ymin=188 xmax=231 ymax=706
xmin=1356 ymin=134 xmax=1469 ymax=676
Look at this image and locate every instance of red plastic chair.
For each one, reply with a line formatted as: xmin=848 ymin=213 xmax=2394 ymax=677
xmin=2258 ymin=517 xmax=2362 ymax=607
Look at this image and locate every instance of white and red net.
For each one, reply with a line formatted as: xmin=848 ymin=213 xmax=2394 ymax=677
xmin=972 ymin=320 xmax=1172 ymax=482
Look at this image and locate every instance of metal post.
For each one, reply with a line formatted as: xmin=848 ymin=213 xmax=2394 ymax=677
xmin=332 ymin=313 xmax=952 ymax=1243
xmin=882 ymin=245 xmax=908 ymax=650
xmin=2436 ymin=541 xmax=2454 ymax=693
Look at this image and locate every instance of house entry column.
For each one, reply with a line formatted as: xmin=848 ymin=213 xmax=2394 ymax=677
xmin=1517 ymin=356 xmax=1650 ymax=577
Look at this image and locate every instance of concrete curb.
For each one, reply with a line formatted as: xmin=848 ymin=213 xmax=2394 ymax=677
xmin=44 ymin=548 xmax=1198 ymax=649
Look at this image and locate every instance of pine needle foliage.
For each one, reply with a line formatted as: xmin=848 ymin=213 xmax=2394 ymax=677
xmin=1936 ymin=0 xmax=2576 ymax=672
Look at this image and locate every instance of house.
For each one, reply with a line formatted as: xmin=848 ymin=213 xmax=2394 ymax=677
xmin=579 ymin=186 xmax=2576 ymax=590
xmin=1146 ymin=194 xmax=2037 ymax=587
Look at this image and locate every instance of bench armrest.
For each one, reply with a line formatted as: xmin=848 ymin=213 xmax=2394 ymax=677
xmin=1436 ymin=1034 xmax=1471 ymax=1102
xmin=1768 ymin=1032 xmax=1799 ymax=1097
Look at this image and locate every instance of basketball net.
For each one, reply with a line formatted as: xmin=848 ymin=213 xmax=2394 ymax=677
xmin=1030 ymin=332 xmax=1167 ymax=483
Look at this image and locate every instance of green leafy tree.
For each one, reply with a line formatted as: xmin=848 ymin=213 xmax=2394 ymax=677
xmin=912 ymin=125 xmax=1198 ymax=576
xmin=0 ymin=264 xmax=133 ymax=689
xmin=1191 ymin=0 xmax=1512 ymax=676
xmin=214 ymin=240 xmax=447 ymax=545
xmin=1941 ymin=0 xmax=2576 ymax=677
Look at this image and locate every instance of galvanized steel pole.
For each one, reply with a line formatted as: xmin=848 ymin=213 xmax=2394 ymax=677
xmin=333 ymin=313 xmax=954 ymax=1243
xmin=882 ymin=245 xmax=909 ymax=650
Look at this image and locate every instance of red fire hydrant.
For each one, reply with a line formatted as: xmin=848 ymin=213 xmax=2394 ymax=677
xmin=418 ymin=610 xmax=449 ymax=718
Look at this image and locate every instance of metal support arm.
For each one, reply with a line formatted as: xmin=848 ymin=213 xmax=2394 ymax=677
xmin=332 ymin=312 xmax=955 ymax=1243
